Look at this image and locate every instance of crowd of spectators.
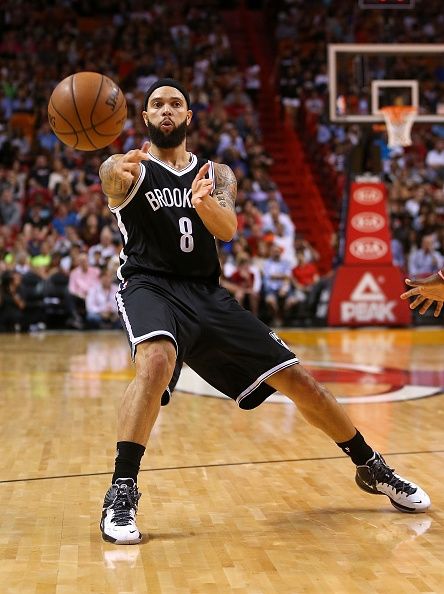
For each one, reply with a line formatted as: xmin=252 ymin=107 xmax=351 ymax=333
xmin=270 ymin=0 xmax=444 ymax=291
xmin=0 ymin=0 xmax=321 ymax=332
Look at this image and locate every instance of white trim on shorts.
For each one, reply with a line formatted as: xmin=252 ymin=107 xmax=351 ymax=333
xmin=236 ymin=357 xmax=299 ymax=406
xmin=131 ymin=331 xmax=178 ymax=360
xmin=116 ymin=291 xmax=178 ymax=360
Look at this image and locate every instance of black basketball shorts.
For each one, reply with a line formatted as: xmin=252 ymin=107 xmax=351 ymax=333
xmin=116 ymin=274 xmax=299 ymax=409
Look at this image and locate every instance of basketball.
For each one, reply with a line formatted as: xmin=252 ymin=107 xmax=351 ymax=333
xmin=47 ymin=72 xmax=127 ymax=151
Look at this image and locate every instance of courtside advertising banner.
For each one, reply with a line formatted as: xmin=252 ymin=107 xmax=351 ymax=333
xmin=328 ymin=266 xmax=411 ymax=326
xmin=344 ymin=182 xmax=393 ymax=265
xmin=328 ymin=181 xmax=411 ymax=326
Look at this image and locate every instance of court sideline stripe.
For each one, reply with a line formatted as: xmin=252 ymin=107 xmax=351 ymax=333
xmin=0 ymin=449 xmax=442 ymax=485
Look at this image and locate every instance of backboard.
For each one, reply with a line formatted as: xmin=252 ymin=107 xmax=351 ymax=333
xmin=328 ymin=44 xmax=444 ymax=124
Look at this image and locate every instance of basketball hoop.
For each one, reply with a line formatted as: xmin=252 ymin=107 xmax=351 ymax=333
xmin=379 ymin=105 xmax=417 ymax=148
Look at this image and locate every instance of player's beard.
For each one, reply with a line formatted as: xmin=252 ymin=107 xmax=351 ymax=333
xmin=147 ymin=117 xmax=188 ymax=149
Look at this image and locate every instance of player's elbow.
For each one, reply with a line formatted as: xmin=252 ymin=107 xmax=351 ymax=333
xmin=217 ymin=220 xmax=237 ymax=242
xmin=218 ymin=232 xmax=235 ymax=242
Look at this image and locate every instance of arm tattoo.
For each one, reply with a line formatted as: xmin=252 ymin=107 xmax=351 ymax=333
xmin=214 ymin=163 xmax=237 ymax=212
xmin=99 ymin=154 xmax=131 ymax=199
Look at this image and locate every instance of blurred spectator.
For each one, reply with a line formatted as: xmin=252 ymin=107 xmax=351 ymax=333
xmin=52 ymin=203 xmax=79 ymax=237
xmin=85 ymin=269 xmax=120 ymax=329
xmin=279 ymin=63 xmax=302 ymax=120
xmin=14 ymin=251 xmax=31 ymax=275
xmin=244 ymin=59 xmax=261 ymax=105
xmin=0 ymin=270 xmax=25 ymax=332
xmin=262 ymin=243 xmax=294 ymax=326
xmin=44 ymin=253 xmax=78 ymax=329
xmin=270 ymin=220 xmax=296 ymax=265
xmin=391 ymin=237 xmax=406 ymax=269
xmin=217 ymin=122 xmax=247 ymax=160
xmin=294 ymin=237 xmax=320 ymax=263
xmin=425 ymin=139 xmax=444 ymax=182
xmin=291 ymin=247 xmax=321 ymax=322
xmin=224 ymin=83 xmax=253 ymax=118
xmin=88 ymin=226 xmax=116 ymax=268
xmin=61 ymin=243 xmax=83 ymax=275
xmin=237 ymin=198 xmax=262 ymax=236
xmin=221 ymin=253 xmax=261 ymax=317
xmin=250 ymin=169 xmax=285 ymax=212
xmin=37 ymin=122 xmax=59 ymax=153
xmin=262 ymin=198 xmax=295 ymax=240
xmin=20 ymin=268 xmax=47 ymax=331
xmin=408 ymin=234 xmax=444 ymax=277
xmin=68 ymin=252 xmax=101 ymax=327
xmin=79 ymin=213 xmax=101 ymax=247
xmin=0 ymin=187 xmax=21 ymax=228
xmin=30 ymin=239 xmax=52 ymax=275
xmin=292 ymin=248 xmax=320 ymax=288
xmin=28 ymin=155 xmax=51 ymax=190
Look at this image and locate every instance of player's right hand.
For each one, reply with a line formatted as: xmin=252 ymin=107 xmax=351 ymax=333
xmin=400 ymin=272 xmax=444 ymax=316
xmin=116 ymin=141 xmax=151 ymax=184
xmin=99 ymin=141 xmax=150 ymax=202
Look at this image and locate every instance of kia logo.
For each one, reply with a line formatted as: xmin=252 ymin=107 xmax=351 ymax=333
xmin=354 ymin=187 xmax=384 ymax=205
xmin=349 ymin=237 xmax=388 ymax=260
xmin=351 ymin=212 xmax=385 ymax=232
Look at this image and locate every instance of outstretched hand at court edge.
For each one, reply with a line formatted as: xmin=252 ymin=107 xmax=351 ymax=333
xmin=400 ymin=270 xmax=444 ymax=317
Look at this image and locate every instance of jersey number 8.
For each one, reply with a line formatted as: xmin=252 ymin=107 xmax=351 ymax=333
xmin=179 ymin=217 xmax=194 ymax=253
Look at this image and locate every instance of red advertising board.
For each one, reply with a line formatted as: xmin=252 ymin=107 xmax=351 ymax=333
xmin=328 ymin=181 xmax=411 ymax=326
xmin=328 ymin=266 xmax=411 ymax=326
xmin=344 ymin=183 xmax=393 ymax=265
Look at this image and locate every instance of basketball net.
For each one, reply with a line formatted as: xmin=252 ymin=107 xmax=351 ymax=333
xmin=379 ymin=106 xmax=417 ymax=148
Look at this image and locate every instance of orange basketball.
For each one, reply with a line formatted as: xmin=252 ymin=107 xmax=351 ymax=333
xmin=47 ymin=72 xmax=127 ymax=151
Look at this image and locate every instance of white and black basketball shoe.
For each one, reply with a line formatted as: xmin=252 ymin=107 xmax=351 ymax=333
xmin=100 ymin=478 xmax=142 ymax=544
xmin=355 ymin=452 xmax=430 ymax=513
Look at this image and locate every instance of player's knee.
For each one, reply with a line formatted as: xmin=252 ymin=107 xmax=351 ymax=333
xmin=135 ymin=340 xmax=176 ymax=390
xmin=281 ymin=365 xmax=331 ymax=410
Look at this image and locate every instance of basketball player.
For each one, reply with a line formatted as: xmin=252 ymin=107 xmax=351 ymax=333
xmin=98 ymin=78 xmax=430 ymax=545
xmin=401 ymin=270 xmax=444 ymax=317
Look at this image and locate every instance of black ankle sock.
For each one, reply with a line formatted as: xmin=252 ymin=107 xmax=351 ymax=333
xmin=336 ymin=430 xmax=374 ymax=466
xmin=112 ymin=441 xmax=146 ymax=484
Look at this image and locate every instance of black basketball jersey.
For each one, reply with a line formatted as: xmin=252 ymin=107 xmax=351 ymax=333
xmin=109 ymin=153 xmax=221 ymax=283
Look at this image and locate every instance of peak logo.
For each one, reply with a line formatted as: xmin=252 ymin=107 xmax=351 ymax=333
xmin=328 ymin=265 xmax=411 ymax=326
xmin=341 ymin=273 xmax=396 ymax=322
xmin=351 ymin=212 xmax=385 ymax=233
xmin=349 ymin=237 xmax=388 ymax=260
xmin=350 ymin=273 xmax=385 ymax=302
xmin=353 ymin=186 xmax=384 ymax=205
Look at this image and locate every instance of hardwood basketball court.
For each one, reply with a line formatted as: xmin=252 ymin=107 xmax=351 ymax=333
xmin=1 ymin=327 xmax=443 ymax=594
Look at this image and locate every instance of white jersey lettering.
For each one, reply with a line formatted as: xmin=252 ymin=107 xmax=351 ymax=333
xmin=145 ymin=190 xmax=160 ymax=211
xmin=163 ymin=188 xmax=174 ymax=207
xmin=145 ymin=187 xmax=194 ymax=211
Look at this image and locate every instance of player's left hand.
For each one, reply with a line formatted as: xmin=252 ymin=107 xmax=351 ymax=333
xmin=400 ymin=272 xmax=444 ymax=316
xmin=191 ymin=163 xmax=213 ymax=208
